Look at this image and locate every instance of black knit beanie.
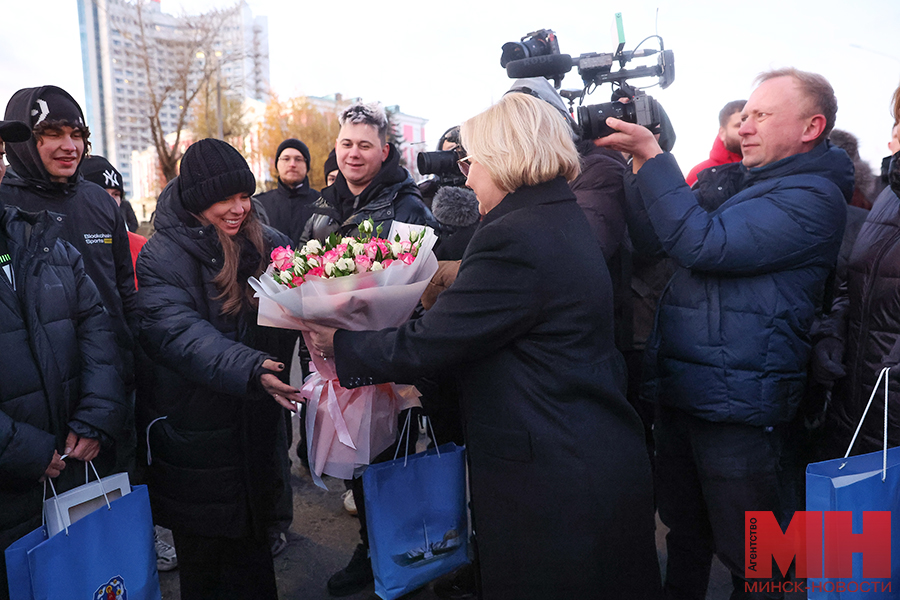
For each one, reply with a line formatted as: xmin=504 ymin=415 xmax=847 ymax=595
xmin=178 ymin=138 xmax=256 ymax=215
xmin=276 ymin=138 xmax=310 ymax=167
xmin=323 ymin=149 xmax=338 ymax=179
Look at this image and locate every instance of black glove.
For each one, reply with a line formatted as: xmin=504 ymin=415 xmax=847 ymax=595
xmin=811 ymin=336 xmax=846 ymax=384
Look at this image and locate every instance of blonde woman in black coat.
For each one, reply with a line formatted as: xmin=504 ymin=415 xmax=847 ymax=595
xmin=303 ymin=94 xmax=661 ymax=600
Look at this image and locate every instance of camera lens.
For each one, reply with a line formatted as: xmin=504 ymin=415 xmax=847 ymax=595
xmin=577 ymin=102 xmax=635 ymax=140
xmin=500 ymin=37 xmax=552 ymax=68
xmin=417 ymin=150 xmax=461 ymax=177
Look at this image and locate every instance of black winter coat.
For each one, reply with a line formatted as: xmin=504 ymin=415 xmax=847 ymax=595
xmin=818 ymin=156 xmax=900 ymax=454
xmin=334 ymin=178 xmax=661 ymax=600
xmin=570 ymin=144 xmax=634 ymax=351
xmin=254 ymin=177 xmax=319 ymax=246
xmin=1 ymin=87 xmax=136 ymax=378
xmin=135 ymin=180 xmax=296 ymax=539
xmin=300 ymin=144 xmax=437 ymax=243
xmin=0 ymin=206 xmax=125 ymax=550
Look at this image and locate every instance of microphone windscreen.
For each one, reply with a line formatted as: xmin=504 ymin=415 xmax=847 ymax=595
xmin=505 ymin=54 xmax=573 ymax=79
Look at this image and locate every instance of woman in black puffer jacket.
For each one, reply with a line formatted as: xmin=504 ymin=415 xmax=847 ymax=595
xmin=812 ymin=85 xmax=900 ymax=456
xmin=135 ymin=139 xmax=300 ymax=599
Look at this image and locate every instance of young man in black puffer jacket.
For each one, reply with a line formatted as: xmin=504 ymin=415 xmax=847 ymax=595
xmin=300 ymin=102 xmax=437 ymax=245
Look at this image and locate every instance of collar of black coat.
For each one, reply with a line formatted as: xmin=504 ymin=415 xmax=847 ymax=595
xmin=0 ymin=203 xmax=64 ymax=250
xmin=277 ymin=176 xmax=309 ymax=196
xmin=479 ymin=176 xmax=575 ymax=228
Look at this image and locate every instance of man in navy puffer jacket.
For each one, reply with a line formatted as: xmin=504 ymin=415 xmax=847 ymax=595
xmin=0 ymin=121 xmax=126 ymax=599
xmin=599 ymin=68 xmax=852 ymax=599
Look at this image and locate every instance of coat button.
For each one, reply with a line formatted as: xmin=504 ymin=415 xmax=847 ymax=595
xmin=718 ymin=186 xmax=723 ymax=191
xmin=43 ymin=247 xmax=50 ymax=252
xmin=56 ymin=216 xmax=62 ymax=222
xmin=711 ymin=168 xmax=717 ymax=172
xmin=211 ymin=258 xmax=217 ymax=263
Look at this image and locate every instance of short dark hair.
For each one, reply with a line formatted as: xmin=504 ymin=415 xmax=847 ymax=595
xmin=755 ymin=68 xmax=837 ymax=143
xmin=718 ymin=100 xmax=746 ymax=128
xmin=33 ymin=119 xmax=92 ymax=154
xmin=828 ymin=129 xmax=859 ymax=159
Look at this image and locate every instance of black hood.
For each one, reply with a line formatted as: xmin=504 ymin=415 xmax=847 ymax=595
xmin=4 ymin=86 xmax=87 ymax=187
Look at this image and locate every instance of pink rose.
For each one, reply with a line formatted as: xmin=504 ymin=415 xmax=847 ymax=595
xmin=355 ymin=254 xmax=372 ymax=271
xmin=382 ymin=259 xmax=394 ymax=268
xmin=322 ymin=249 xmax=342 ymax=264
xmin=364 ymin=241 xmax=379 ymax=260
xmin=307 ymin=266 xmax=325 ymax=278
xmin=398 ymin=252 xmax=415 ymax=265
xmin=291 ymin=275 xmax=304 ymax=287
xmin=270 ymin=246 xmax=294 ymax=271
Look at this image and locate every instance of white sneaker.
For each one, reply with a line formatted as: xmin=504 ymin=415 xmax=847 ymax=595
xmin=154 ymin=525 xmax=178 ymax=572
xmin=341 ymin=489 xmax=358 ymax=516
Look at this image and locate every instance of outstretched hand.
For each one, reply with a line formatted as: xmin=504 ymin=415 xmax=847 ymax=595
xmin=261 ymin=359 xmax=304 ymax=411
xmin=594 ymin=117 xmax=663 ymax=173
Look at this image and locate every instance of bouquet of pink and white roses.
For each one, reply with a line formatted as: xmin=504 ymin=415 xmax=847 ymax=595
xmin=249 ymin=219 xmax=438 ymax=488
xmin=268 ymin=219 xmax=427 ymax=288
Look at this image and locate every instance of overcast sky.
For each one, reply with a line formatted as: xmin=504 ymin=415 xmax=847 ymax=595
xmin=2 ymin=0 xmax=899 ymax=177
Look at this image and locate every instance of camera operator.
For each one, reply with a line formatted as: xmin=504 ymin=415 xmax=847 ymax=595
xmin=597 ymin=67 xmax=851 ymax=598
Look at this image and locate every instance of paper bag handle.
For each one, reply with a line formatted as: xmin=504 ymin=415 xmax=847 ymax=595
xmin=840 ymin=366 xmax=890 ymax=481
xmin=393 ymin=412 xmax=440 ymax=466
xmin=45 ymin=461 xmax=112 ymax=536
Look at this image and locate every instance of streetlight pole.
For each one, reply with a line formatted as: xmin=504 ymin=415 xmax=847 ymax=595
xmin=215 ymin=50 xmax=223 ymax=141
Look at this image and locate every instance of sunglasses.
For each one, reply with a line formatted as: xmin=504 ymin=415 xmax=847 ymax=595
xmin=457 ymin=155 xmax=476 ymax=177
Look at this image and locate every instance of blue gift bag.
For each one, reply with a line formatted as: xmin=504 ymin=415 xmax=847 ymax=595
xmin=363 ymin=441 xmax=470 ymax=600
xmin=806 ymin=367 xmax=900 ymax=599
xmin=5 ymin=485 xmax=161 ymax=600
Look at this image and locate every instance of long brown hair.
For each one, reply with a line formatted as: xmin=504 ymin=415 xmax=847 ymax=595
xmin=211 ymin=209 xmax=267 ymax=317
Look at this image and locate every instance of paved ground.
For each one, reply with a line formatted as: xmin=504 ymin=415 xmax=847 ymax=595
xmin=156 ymin=414 xmax=750 ymax=600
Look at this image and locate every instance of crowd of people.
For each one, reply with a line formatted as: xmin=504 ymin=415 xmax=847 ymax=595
xmin=0 ymin=66 xmax=899 ymax=600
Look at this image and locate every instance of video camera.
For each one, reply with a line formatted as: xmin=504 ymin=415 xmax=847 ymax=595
xmin=417 ymin=150 xmax=466 ymax=187
xmin=501 ymin=15 xmax=674 ymax=140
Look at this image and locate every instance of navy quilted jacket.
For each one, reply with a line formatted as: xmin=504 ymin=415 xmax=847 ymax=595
xmin=0 ymin=205 xmax=125 ymax=547
xmin=630 ymin=141 xmax=852 ymax=426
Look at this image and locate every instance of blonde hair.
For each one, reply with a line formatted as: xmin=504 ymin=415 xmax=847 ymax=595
xmin=460 ymin=93 xmax=580 ymax=193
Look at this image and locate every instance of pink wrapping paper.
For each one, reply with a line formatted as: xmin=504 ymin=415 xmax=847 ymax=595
xmin=249 ymin=223 xmax=438 ymax=488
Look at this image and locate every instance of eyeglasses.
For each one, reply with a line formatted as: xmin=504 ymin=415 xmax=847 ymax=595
xmin=457 ymin=155 xmax=476 ymax=177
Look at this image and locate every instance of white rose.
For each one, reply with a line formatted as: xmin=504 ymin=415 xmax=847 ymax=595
xmin=337 ymin=257 xmax=355 ymax=272
xmin=324 ymin=262 xmax=335 ymax=276
xmin=389 ymin=241 xmax=402 ymax=256
xmin=341 ymin=237 xmax=355 ymax=246
xmin=352 ymin=242 xmax=366 ymax=255
xmin=303 ymin=239 xmax=323 ymax=254
xmin=408 ymin=229 xmax=421 ymax=243
xmin=371 ymin=261 xmax=384 ymax=271
xmin=306 ymin=256 xmax=319 ymax=268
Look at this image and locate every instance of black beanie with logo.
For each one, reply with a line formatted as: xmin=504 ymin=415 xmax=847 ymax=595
xmin=178 ymin=138 xmax=256 ymax=215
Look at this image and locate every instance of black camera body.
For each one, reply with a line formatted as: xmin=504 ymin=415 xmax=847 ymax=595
xmin=578 ymin=92 xmax=661 ymax=140
xmin=501 ymin=19 xmax=674 ymax=140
